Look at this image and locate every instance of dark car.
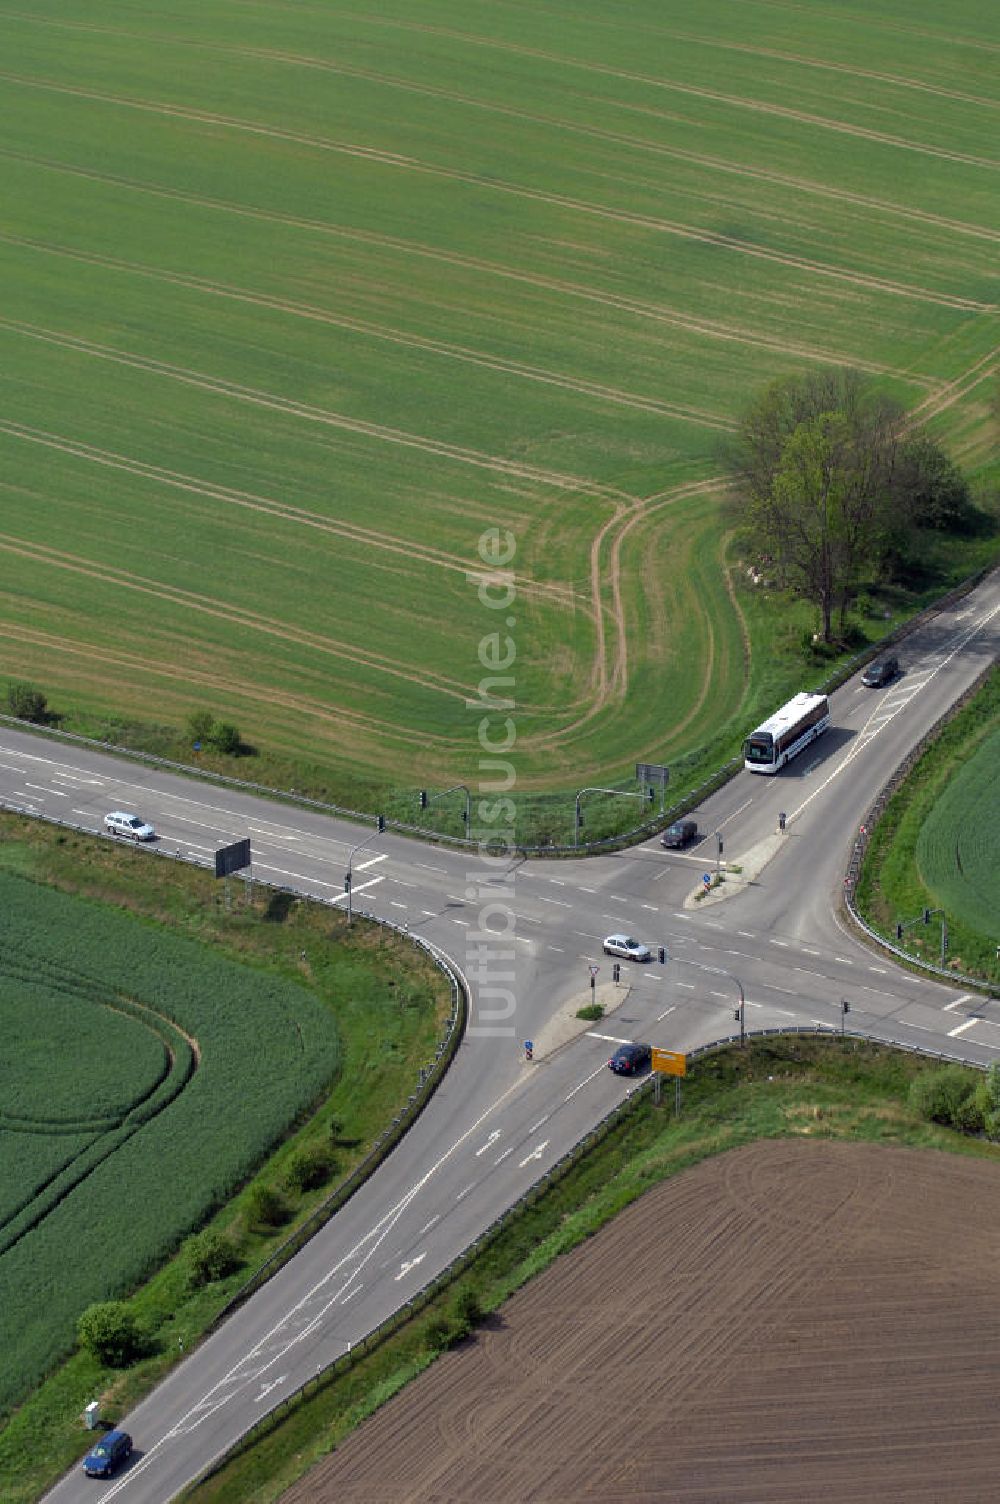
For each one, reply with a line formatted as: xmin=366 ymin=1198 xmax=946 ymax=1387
xmin=83 ymin=1429 xmax=132 ymax=1478
xmin=661 ymin=818 xmax=698 ymax=849
xmin=608 ymin=1042 xmax=652 ymax=1076
xmin=861 ymin=655 xmax=899 ymax=688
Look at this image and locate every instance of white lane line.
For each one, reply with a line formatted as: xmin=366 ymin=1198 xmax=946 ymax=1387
xmin=834 ymin=957 xmax=854 ymax=965
xmin=528 ymin=1115 xmax=550 ymax=1133
xmin=537 ymin=896 xmax=572 ymax=908
xmin=494 ymin=1146 xmax=514 ymax=1164
xmin=769 ymin=939 xmax=789 ymax=948
xmin=641 ymin=903 xmax=659 ymax=911
xmin=548 ymin=879 xmax=566 ymax=886
xmin=803 ymin=948 xmax=821 ymax=956
xmin=547 ymin=946 xmax=565 ymax=954
xmin=586 ymin=1031 xmax=634 ymax=1044
xmin=710 ymin=990 xmax=729 ymax=1000
xmin=655 ymin=1005 xmax=676 ymax=1022
xmin=674 ymin=981 xmax=695 ymax=989
xmin=737 ymin=931 xmax=754 ymax=939
xmin=868 ymin=965 xmax=887 ymax=974
xmin=455 ymin=1185 xmax=475 ymax=1202
xmin=416 ymin=1216 xmax=440 ymax=1238
xmin=769 ymin=985 xmax=798 ymax=995
xmin=355 ymin=853 xmax=388 ymax=872
xmin=330 ymin=875 xmax=385 ymax=905
xmin=564 ymin=1062 xmax=610 ymax=1101
xmin=578 ymin=886 xmax=596 ymax=894
xmin=765 ymin=1006 xmax=796 ymax=1018
xmin=943 ymin=994 xmax=971 ymax=1011
xmin=948 ymin=1018 xmax=977 ymax=1037
xmin=390 ymin=902 xmax=407 ymax=910
xmin=452 ymin=918 xmax=470 ymax=927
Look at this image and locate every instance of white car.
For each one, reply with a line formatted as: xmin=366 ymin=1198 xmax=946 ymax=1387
xmin=602 ymin=933 xmax=651 ymax=962
xmin=104 ymin=811 xmax=157 ymax=842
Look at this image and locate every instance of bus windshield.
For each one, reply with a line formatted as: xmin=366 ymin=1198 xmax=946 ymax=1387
xmin=744 ymin=734 xmax=774 ymax=765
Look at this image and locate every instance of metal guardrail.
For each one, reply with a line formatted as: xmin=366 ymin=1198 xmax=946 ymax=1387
xmin=192 ymin=1017 xmax=984 ymax=1493
xmin=2 ymin=561 xmax=988 ymax=861
xmin=842 ymin=658 xmax=999 ymax=999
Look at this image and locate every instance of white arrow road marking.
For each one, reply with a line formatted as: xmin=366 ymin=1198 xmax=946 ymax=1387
xmin=494 ymin=1146 xmax=514 ymax=1164
xmin=255 ymin=1376 xmax=287 ymax=1402
xmin=518 ymin=1139 xmax=549 ymax=1168
xmin=395 ymin=1252 xmax=427 ymax=1281
xmin=475 ymin=1130 xmax=501 ymax=1156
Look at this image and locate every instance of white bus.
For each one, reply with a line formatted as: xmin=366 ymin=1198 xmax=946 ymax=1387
xmin=744 ymin=692 xmax=830 ymax=774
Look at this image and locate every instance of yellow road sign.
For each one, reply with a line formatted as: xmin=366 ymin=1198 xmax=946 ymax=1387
xmin=651 ymin=1047 xmax=686 ymax=1077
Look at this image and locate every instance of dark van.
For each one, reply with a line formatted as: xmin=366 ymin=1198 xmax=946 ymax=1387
xmin=83 ymin=1430 xmax=132 ymax=1478
xmin=861 ymin=655 xmax=899 ymax=688
xmin=661 ymin=818 xmax=698 ymax=849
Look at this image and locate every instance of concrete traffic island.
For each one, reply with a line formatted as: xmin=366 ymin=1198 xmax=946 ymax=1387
xmin=682 ymin=830 xmax=787 ymax=909
xmin=529 ymin=980 xmax=633 ymax=1060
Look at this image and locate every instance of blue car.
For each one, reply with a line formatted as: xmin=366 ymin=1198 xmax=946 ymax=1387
xmin=83 ymin=1429 xmax=132 ymax=1478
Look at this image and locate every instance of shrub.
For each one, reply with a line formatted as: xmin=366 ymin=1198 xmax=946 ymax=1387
xmin=284 ymin=1144 xmax=335 ymax=1195
xmin=245 ymin=1184 xmax=291 ymax=1228
xmin=185 ymin=1229 xmax=242 ymax=1289
xmin=186 ymin=710 xmax=215 ymax=746
xmin=7 ymin=682 xmax=47 ymax=723
xmin=576 ymin=1003 xmax=604 ymax=1021
xmin=77 ymin=1302 xmax=143 ymax=1367
xmin=210 ymin=722 xmax=243 ymax=755
xmin=908 ymin=1065 xmax=977 ymax=1126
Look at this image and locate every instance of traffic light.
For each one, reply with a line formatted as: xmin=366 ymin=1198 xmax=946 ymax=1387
xmin=344 ymin=873 xmax=352 ymax=892
xmin=658 ymin=946 xmax=666 ymax=965
xmin=377 ymin=813 xmax=386 ymax=833
xmin=419 ymin=790 xmax=427 ymax=809
xmin=895 ymin=922 xmax=903 ymax=940
xmin=612 ymin=962 xmax=621 ymax=983
xmin=647 ymin=786 xmax=655 ymax=803
xmin=717 ymin=833 xmax=723 ymax=855
xmin=922 ymin=908 xmax=931 ymax=924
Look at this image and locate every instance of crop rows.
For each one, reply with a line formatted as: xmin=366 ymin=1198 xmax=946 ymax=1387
xmin=0 ymin=871 xmax=340 ymax=1415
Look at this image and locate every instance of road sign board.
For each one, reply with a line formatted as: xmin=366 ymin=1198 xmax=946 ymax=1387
xmin=702 ymin=872 xmax=711 ymax=889
xmin=215 ymin=837 xmax=251 ymax=878
xmin=651 ymin=1047 xmax=686 ymax=1077
xmin=636 ymin=762 xmax=669 ymax=786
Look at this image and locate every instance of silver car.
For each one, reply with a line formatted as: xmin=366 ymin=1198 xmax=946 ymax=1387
xmin=602 ymin=933 xmax=651 ymax=962
xmin=104 ymin=811 xmax=157 ymax=842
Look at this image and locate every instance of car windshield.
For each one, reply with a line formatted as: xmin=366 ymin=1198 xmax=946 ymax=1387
xmin=625 ymin=938 xmax=639 ymax=948
xmin=92 ymin=1444 xmax=110 ymax=1457
xmin=127 ymin=817 xmax=143 ymax=828
xmin=667 ymin=824 xmax=683 ymax=836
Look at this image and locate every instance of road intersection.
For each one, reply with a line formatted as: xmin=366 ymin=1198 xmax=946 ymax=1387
xmin=11 ymin=567 xmax=996 ymax=1502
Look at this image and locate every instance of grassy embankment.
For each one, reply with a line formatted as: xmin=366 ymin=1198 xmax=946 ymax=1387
xmin=856 ymin=666 xmax=1000 ymax=986
xmin=0 ymin=813 xmax=450 ymax=1500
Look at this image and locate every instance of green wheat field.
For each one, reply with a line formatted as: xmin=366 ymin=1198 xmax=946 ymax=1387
xmin=1 ymin=0 xmax=997 ymax=795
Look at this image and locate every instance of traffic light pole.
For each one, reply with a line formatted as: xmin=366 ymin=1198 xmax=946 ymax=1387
xmin=344 ymin=818 xmax=386 ymax=926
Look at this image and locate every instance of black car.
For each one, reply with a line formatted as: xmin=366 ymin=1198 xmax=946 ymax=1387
xmin=661 ymin=818 xmax=698 ymax=849
xmin=83 ymin=1429 xmax=132 ymax=1478
xmin=608 ymin=1042 xmax=652 ymax=1076
xmin=861 ymin=655 xmax=899 ymax=688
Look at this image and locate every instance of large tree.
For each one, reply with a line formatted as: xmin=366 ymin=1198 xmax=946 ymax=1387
xmin=725 ymin=368 xmax=969 ymax=639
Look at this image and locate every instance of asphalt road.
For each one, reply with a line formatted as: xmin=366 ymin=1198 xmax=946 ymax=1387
xmin=12 ymin=567 xmax=997 ymax=1504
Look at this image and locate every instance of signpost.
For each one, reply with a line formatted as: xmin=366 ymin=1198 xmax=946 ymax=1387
xmin=702 ymin=872 xmax=712 ymax=893
xmin=651 ymin=1047 xmax=686 ymax=1115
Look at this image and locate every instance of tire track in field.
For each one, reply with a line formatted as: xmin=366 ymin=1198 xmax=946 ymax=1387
xmin=0 ymin=420 xmax=584 ymax=614
xmin=751 ymin=0 xmax=1000 ymax=57
xmin=348 ymin=19 xmax=1000 ymax=171
xmin=0 ymin=533 xmax=480 ymax=705
xmin=0 ymin=73 xmax=990 ymax=313
xmin=8 ymin=10 xmax=997 ymax=247
xmin=0 ymin=620 xmax=472 ymax=751
xmin=0 ymin=316 xmax=638 ymax=505
xmin=0 ymin=232 xmax=735 ymax=433
xmin=643 ymin=28 xmax=1000 ymax=110
xmin=0 ymin=149 xmax=928 ymax=382
xmin=906 ymin=347 xmax=1000 ymax=424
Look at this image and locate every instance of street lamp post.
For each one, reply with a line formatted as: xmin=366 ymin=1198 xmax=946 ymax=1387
xmin=345 ymin=818 xmax=386 ymax=926
xmin=573 ymin=786 xmax=654 ymax=846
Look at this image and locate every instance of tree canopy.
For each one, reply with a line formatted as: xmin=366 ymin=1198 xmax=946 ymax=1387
xmin=725 ymin=369 xmax=973 ymax=639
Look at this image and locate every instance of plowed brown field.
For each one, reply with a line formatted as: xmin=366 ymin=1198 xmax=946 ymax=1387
xmin=281 ymin=1140 xmax=1000 ymax=1504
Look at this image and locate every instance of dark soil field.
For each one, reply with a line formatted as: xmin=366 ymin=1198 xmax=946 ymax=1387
xmin=280 ymin=1140 xmax=1000 ymax=1503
